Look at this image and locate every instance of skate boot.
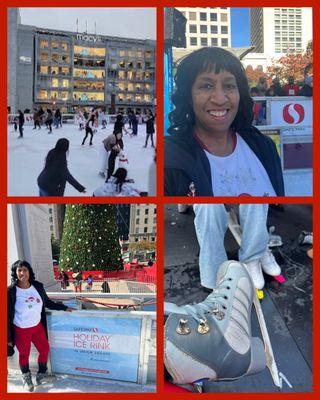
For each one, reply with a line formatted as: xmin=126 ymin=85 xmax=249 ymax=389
xmin=22 ymin=371 xmax=34 ymax=392
xmin=36 ymin=372 xmax=48 ymax=385
xmin=164 ymin=260 xmax=266 ymax=386
xmin=260 ymin=249 xmax=281 ymax=276
xmin=245 ymin=258 xmax=265 ymax=289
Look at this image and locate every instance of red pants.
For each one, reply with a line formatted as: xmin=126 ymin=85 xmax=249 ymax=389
xmin=14 ymin=323 xmax=49 ymax=370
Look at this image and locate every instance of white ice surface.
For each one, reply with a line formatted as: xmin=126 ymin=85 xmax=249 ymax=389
xmin=8 ymin=123 xmax=156 ymax=196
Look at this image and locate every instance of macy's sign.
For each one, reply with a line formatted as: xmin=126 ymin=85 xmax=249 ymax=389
xmin=76 ymin=33 xmax=101 ymax=43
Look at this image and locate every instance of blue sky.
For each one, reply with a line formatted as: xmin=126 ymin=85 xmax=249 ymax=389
xmin=231 ymin=8 xmax=250 ymax=47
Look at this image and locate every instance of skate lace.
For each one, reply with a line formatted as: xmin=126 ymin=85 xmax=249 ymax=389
xmin=184 ymin=278 xmax=231 ymax=323
xmin=23 ymin=373 xmax=33 ymax=386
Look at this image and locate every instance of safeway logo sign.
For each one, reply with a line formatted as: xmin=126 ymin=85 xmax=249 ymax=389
xmin=283 ymin=103 xmax=305 ymax=124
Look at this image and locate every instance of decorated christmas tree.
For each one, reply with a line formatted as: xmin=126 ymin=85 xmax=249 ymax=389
xmin=59 ymin=204 xmax=122 ymax=271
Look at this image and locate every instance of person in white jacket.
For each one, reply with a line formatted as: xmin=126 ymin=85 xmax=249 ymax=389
xmin=93 ymin=168 xmax=141 ymax=197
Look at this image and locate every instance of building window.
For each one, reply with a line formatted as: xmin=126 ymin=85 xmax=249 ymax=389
xmin=137 ymin=209 xmax=140 ymax=216
xmin=61 ymin=43 xmax=68 ymax=51
xmin=210 ymin=13 xmax=217 ymax=21
xmin=221 ymin=26 xmax=228 ymax=34
xmin=51 ymin=91 xmax=58 ymax=100
xmin=52 ymin=54 xmax=59 ymax=63
xmin=40 ymin=65 xmax=48 ymax=74
xmin=62 ymin=55 xmax=70 ymax=63
xmin=211 ymin=25 xmax=218 ymax=34
xmin=200 ymin=25 xmax=207 ymax=34
xmin=61 ymin=91 xmax=68 ymax=100
xmin=49 ymin=217 xmax=53 ymax=223
xmin=145 ymin=208 xmax=149 ymax=215
xmin=221 ymin=38 xmax=228 ymax=47
xmin=51 ymin=66 xmax=59 ymax=75
xmin=200 ymin=12 xmax=207 ymax=21
xmin=40 ymin=40 xmax=49 ymax=49
xmin=189 ymin=24 xmax=197 ymax=33
xmin=201 ymin=38 xmax=208 ymax=46
xmin=62 ymin=79 xmax=69 ymax=88
xmin=119 ymin=49 xmax=126 ymax=57
xmin=145 ymin=218 xmax=148 ymax=224
xmin=38 ymin=90 xmax=48 ymax=99
xmin=52 ymin=41 xmax=59 ymax=49
xmin=61 ymin=67 xmax=69 ymax=75
xmin=52 ymin=78 xmax=59 ymax=87
xmin=136 ymin=218 xmax=140 ymax=224
xmin=40 ymin=53 xmax=49 ymax=62
xmin=144 ymin=227 xmax=148 ymax=233
xmin=190 ymin=37 xmax=198 ymax=46
xmin=189 ymin=12 xmax=196 ymax=20
xmin=221 ymin=13 xmax=228 ymax=22
xmin=135 ymin=228 xmax=139 ymax=234
xmin=211 ymin=38 xmax=218 ymax=46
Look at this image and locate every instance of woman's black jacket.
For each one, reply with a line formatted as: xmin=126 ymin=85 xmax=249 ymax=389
xmin=165 ymin=126 xmax=285 ymax=196
xmin=37 ymin=157 xmax=85 ymax=196
xmin=8 ymin=280 xmax=68 ymax=345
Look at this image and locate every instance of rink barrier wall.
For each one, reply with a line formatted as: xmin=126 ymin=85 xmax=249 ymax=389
xmin=8 ymin=293 xmax=156 ymax=385
xmin=8 ymin=114 xmax=148 ymax=126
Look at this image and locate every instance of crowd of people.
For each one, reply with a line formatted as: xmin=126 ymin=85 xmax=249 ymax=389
xmin=11 ymin=107 xmax=156 ymax=197
xmin=249 ymin=66 xmax=313 ymax=98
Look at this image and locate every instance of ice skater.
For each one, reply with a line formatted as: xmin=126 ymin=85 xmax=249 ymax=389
xmin=106 ymin=130 xmax=124 ymax=181
xmin=131 ymin=112 xmax=139 ymax=136
xmin=54 ymin=108 xmax=62 ymax=128
xmin=93 ymin=167 xmax=141 ymax=197
xmin=113 ymin=113 xmax=128 ymax=136
xmin=100 ymin=109 xmax=107 ymax=129
xmin=17 ymin=110 xmax=24 ymax=138
xmin=82 ymin=112 xmax=95 ymax=146
xmin=45 ymin=109 xmax=53 ymax=134
xmin=37 ymin=138 xmax=86 ymax=196
xmin=143 ymin=109 xmax=155 ymax=148
xmin=33 ymin=109 xmax=41 ymax=130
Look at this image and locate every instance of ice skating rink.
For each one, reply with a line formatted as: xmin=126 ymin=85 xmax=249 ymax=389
xmin=8 ymin=123 xmax=156 ymax=196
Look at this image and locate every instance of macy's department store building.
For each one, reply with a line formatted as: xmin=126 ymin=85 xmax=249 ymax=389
xmin=8 ymin=9 xmax=155 ymax=114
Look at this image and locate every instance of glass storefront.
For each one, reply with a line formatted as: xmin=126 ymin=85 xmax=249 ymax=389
xmin=73 ymin=91 xmax=104 ymax=102
xmin=74 ymin=46 xmax=106 ymax=57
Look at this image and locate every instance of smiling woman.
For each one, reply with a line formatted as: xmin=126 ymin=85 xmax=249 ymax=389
xmin=165 ymin=47 xmax=284 ymax=197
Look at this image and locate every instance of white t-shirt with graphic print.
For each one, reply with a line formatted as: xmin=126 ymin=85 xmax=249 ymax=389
xmin=13 ymin=285 xmax=43 ymax=328
xmin=204 ymin=133 xmax=276 ymax=196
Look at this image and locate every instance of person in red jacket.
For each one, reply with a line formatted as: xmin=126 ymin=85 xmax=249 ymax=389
xmin=283 ymin=76 xmax=300 ymax=96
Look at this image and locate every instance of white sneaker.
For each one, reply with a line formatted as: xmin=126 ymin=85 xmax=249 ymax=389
xmin=260 ymin=249 xmax=281 ymax=276
xmin=245 ymin=259 xmax=265 ymax=290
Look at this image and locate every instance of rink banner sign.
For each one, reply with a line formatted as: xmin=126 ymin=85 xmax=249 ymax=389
xmin=47 ymin=314 xmax=142 ymax=382
xmin=270 ymin=99 xmax=312 ymax=126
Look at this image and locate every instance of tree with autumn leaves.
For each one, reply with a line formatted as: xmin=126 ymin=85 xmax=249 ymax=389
xmin=266 ymin=45 xmax=313 ymax=84
xmin=245 ymin=43 xmax=312 ymax=87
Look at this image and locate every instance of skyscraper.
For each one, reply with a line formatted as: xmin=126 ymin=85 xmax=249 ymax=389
xmin=176 ymin=7 xmax=231 ymax=49
xmin=250 ymin=7 xmax=312 ymax=54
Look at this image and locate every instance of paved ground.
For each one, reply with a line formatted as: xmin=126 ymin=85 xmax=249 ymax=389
xmin=164 ymin=204 xmax=312 ymax=393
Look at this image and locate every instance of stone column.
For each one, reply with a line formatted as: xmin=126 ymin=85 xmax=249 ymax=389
xmin=8 ymin=204 xmax=55 ymax=288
